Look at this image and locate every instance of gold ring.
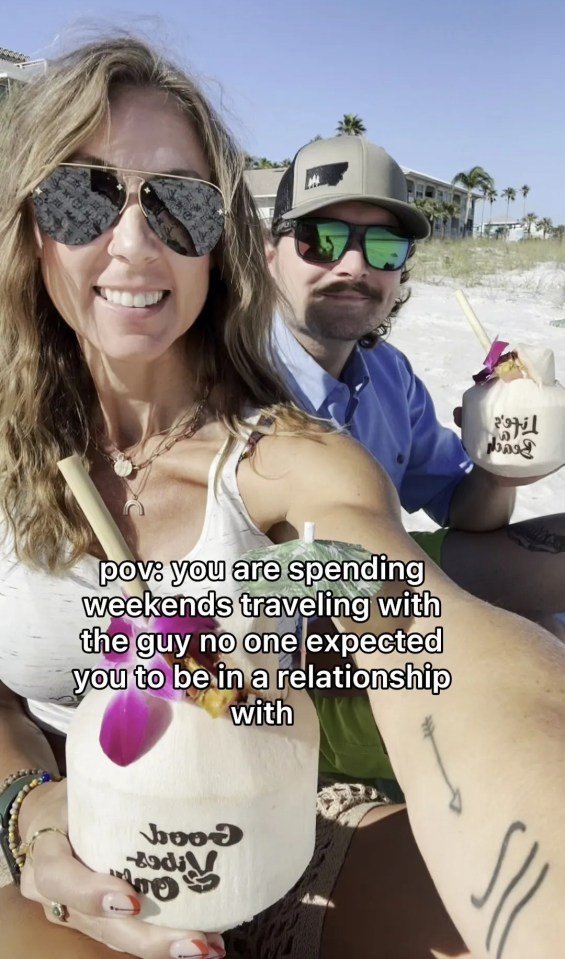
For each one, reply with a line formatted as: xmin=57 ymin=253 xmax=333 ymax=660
xmin=21 ymin=826 xmax=68 ymax=866
xmin=51 ymin=901 xmax=69 ymax=922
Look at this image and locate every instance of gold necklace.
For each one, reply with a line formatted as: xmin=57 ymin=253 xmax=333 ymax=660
xmin=119 ymin=461 xmax=154 ymax=516
xmin=94 ymin=392 xmax=210 ymax=516
xmin=95 ymin=392 xmax=210 ymax=479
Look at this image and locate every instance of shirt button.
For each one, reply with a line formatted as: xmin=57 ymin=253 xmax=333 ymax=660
xmin=396 ymin=453 xmax=405 ymax=464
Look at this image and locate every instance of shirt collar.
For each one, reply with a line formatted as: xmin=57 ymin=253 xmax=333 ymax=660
xmin=272 ymin=314 xmax=370 ymax=414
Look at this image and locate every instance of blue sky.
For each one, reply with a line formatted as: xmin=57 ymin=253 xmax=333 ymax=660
xmin=4 ymin=0 xmax=565 ymax=225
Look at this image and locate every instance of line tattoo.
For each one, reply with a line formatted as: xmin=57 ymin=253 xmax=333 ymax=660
xmin=485 ymin=842 xmax=538 ymax=950
xmin=507 ymin=520 xmax=565 ymax=554
xmin=422 ymin=716 xmax=462 ymax=813
xmin=495 ymin=863 xmax=549 ymax=959
xmin=471 ymin=822 xmax=526 ymax=908
xmin=471 ymin=821 xmax=550 ymax=959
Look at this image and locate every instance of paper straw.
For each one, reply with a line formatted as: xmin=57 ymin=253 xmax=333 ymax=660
xmin=455 ymin=290 xmax=492 ymax=354
xmin=57 ymin=453 xmax=146 ymax=599
xmin=303 ymin=521 xmax=316 ymax=544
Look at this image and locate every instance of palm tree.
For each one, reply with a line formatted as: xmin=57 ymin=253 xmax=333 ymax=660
xmin=554 ymin=224 xmax=565 ymax=241
xmin=523 ymin=212 xmax=537 ymax=237
xmin=479 ymin=184 xmax=494 ymax=236
xmin=439 ymin=201 xmax=459 ymax=239
xmin=485 ymin=188 xmax=497 ymax=234
xmin=414 ymin=198 xmax=440 ymax=236
xmin=336 ymin=114 xmax=366 ymax=136
xmin=537 ymin=216 xmax=553 ymax=239
xmin=451 ymin=166 xmax=494 ymax=236
xmin=501 ymin=187 xmax=517 ymax=221
xmin=521 ymin=184 xmax=530 ymax=219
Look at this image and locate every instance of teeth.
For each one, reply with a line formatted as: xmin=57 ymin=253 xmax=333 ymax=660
xmin=99 ymin=289 xmax=165 ymax=307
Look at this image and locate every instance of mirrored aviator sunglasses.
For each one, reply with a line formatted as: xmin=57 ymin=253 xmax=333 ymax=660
xmin=292 ymin=218 xmax=413 ymax=271
xmin=32 ymin=163 xmax=226 ymax=257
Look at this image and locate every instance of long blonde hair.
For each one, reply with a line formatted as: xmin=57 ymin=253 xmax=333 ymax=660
xmin=0 ymin=36 xmax=316 ymax=571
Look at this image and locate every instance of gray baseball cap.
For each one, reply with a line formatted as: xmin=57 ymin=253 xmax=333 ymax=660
xmin=272 ymin=136 xmax=430 ymax=240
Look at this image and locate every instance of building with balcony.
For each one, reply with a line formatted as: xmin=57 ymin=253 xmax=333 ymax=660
xmin=245 ymin=158 xmax=479 ymax=238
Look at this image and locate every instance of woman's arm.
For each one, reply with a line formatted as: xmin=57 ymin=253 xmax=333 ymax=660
xmin=0 ymin=682 xmax=60 ymax=780
xmin=0 ymin=682 xmax=62 ymax=843
xmin=254 ymin=431 xmax=565 ymax=958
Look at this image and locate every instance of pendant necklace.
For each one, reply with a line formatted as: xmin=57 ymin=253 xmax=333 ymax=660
xmin=93 ymin=391 xmax=209 ymax=515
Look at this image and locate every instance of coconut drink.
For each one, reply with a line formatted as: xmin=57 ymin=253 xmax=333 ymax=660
xmin=461 ymin=343 xmax=565 ymax=478
xmin=58 ymin=455 xmax=320 ymax=932
xmin=66 ymin=672 xmax=319 ymax=931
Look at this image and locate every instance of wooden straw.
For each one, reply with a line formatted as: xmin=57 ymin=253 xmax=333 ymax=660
xmin=57 ymin=454 xmax=146 ymax=599
xmin=455 ymin=290 xmax=492 ymax=354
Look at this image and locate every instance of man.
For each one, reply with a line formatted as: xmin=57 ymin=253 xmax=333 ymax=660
xmin=267 ymin=135 xmax=565 ymax=787
xmin=268 ymin=134 xmax=565 ymax=606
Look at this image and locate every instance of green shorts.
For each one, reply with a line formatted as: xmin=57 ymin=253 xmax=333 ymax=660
xmin=409 ymin=527 xmax=450 ymax=568
xmin=312 ymin=527 xmax=449 ymax=783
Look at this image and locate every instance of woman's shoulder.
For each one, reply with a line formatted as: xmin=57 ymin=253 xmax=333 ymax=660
xmin=244 ymin=423 xmax=398 ymax=511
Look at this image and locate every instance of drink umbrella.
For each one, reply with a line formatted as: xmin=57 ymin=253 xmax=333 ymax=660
xmin=243 ymin=522 xmax=383 ymax=668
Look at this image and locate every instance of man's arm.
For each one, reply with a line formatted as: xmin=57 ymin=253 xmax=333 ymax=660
xmin=446 ymin=463 xmax=516 ymax=531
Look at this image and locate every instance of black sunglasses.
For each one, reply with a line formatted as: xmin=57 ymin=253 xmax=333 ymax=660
xmin=32 ymin=162 xmax=226 ymax=257
xmin=279 ymin=217 xmax=414 ymax=271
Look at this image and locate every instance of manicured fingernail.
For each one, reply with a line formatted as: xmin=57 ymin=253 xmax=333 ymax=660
xmin=207 ymin=935 xmax=225 ymax=957
xmin=102 ymin=892 xmax=141 ymax=916
xmin=170 ymin=940 xmax=209 ymax=959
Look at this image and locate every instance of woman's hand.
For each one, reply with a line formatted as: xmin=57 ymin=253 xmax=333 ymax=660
xmin=18 ymin=780 xmax=225 ymax=958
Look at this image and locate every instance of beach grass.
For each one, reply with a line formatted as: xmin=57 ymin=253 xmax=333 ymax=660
xmin=411 ymin=238 xmax=565 ymax=285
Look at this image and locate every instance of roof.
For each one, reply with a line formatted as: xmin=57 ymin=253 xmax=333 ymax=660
xmin=485 ymin=217 xmax=523 ymax=226
xmin=245 ymin=164 xmax=481 ymax=202
xmin=402 ymin=166 xmax=481 ymax=197
xmin=0 ymin=47 xmax=29 ymax=63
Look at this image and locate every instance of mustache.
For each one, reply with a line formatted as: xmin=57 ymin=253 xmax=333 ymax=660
xmin=315 ymin=282 xmax=383 ymax=301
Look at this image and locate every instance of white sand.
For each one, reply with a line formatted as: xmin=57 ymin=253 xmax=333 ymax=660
xmin=392 ymin=268 xmax=565 ymax=531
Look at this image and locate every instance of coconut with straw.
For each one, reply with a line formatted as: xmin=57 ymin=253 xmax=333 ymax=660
xmin=456 ymin=291 xmax=565 ymax=477
xmin=58 ymin=454 xmax=319 ymax=932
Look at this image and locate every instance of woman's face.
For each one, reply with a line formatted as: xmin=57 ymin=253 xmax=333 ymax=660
xmin=37 ymin=86 xmax=215 ymax=364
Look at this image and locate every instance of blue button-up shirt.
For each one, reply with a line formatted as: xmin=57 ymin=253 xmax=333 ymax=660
xmin=272 ymin=316 xmax=472 ymax=526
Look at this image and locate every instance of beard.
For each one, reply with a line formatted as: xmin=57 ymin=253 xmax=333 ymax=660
xmin=302 ymin=282 xmax=388 ymax=342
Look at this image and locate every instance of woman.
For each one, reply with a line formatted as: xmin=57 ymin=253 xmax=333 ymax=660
xmin=0 ymin=35 xmax=564 ymax=959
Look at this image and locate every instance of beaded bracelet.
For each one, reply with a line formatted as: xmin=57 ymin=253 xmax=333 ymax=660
xmin=7 ymin=772 xmax=60 ymax=871
xmin=0 ymin=768 xmax=45 ymax=796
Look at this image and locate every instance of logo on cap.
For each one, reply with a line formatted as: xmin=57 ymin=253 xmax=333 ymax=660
xmin=304 ymin=162 xmax=349 ymax=190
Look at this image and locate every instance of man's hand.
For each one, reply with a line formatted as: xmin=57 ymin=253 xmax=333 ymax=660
xmin=453 ymin=405 xmax=558 ymax=489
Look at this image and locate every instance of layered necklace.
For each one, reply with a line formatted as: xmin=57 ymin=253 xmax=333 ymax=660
xmin=94 ymin=391 xmax=209 ymax=516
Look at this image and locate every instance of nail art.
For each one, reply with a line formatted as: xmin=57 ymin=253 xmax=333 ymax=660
xmin=169 ymin=939 xmax=209 ymax=959
xmin=206 ymin=936 xmax=225 ymax=958
xmin=102 ymin=892 xmax=141 ymax=916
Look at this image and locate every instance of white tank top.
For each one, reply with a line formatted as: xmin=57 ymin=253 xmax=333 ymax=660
xmin=0 ymin=432 xmax=295 ymax=734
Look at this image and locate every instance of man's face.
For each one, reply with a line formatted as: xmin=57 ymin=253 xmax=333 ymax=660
xmin=269 ymin=201 xmax=404 ymax=346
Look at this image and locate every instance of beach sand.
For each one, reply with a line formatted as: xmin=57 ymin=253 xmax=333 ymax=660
xmin=393 ymin=266 xmax=565 ymax=531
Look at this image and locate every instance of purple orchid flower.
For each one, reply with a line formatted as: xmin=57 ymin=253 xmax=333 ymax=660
xmin=98 ymin=614 xmax=218 ymax=766
xmin=473 ymin=339 xmax=510 ymax=384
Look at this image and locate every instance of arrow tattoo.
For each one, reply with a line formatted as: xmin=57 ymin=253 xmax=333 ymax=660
xmin=422 ymin=715 xmax=462 ymax=813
